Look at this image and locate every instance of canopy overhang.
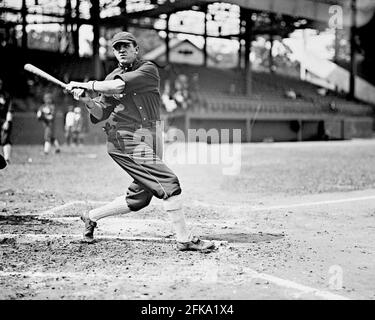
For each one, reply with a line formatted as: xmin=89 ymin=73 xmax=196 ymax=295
xmin=199 ymin=0 xmax=375 ymax=28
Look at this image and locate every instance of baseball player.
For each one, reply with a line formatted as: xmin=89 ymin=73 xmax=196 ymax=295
xmin=64 ymin=105 xmax=75 ymax=146
xmin=0 ymin=77 xmax=13 ymax=164
xmin=72 ymin=106 xmax=84 ymax=146
xmin=37 ymin=93 xmax=61 ymax=155
xmin=66 ymin=31 xmax=215 ymax=251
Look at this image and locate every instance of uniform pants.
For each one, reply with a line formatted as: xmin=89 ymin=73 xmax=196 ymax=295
xmin=106 ymin=125 xmax=181 ymax=212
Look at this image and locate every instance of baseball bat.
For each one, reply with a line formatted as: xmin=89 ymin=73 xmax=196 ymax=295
xmin=24 ymin=64 xmax=67 ymax=89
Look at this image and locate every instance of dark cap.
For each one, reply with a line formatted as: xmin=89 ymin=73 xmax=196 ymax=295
xmin=111 ymin=31 xmax=137 ymax=47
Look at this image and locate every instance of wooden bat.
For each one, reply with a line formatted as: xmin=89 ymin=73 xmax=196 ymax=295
xmin=24 ymin=64 xmax=67 ymax=89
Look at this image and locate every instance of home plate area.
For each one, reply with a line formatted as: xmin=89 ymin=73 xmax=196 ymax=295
xmin=0 ymin=200 xmax=351 ymax=300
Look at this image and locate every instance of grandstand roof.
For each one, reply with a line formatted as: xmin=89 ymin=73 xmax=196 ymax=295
xmin=2 ymin=1 xmax=373 ymax=31
xmin=199 ymin=0 xmax=375 ymax=27
xmin=122 ymin=0 xmax=374 ymax=28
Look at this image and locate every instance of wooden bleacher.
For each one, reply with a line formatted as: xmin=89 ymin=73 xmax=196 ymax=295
xmin=161 ymin=64 xmax=374 ymax=142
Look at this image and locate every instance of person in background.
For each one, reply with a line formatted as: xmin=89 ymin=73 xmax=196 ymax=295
xmin=36 ymin=93 xmax=61 ymax=155
xmin=72 ymin=106 xmax=84 ymax=146
xmin=65 ymin=105 xmax=75 ymax=146
xmin=0 ymin=77 xmax=13 ymax=164
xmin=173 ymin=74 xmax=190 ymax=110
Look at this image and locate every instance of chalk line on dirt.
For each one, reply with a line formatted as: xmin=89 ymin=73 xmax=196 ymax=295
xmin=38 ymin=200 xmax=110 ymax=216
xmin=0 ymin=263 xmax=349 ymax=300
xmin=249 ymin=195 xmax=375 ymax=211
xmin=238 ymin=266 xmax=349 ymax=300
xmin=192 ymin=195 xmax=375 ymax=211
xmin=37 ymin=193 xmax=375 ymax=218
xmin=39 ymin=201 xmax=83 ymax=216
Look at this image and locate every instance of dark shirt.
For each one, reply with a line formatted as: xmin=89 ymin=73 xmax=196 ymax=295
xmin=0 ymin=90 xmax=12 ymax=121
xmin=90 ymin=59 xmax=161 ymax=129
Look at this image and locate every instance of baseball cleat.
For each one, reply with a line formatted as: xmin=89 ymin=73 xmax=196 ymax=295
xmin=80 ymin=212 xmax=97 ymax=243
xmin=177 ymin=236 xmax=216 ymax=252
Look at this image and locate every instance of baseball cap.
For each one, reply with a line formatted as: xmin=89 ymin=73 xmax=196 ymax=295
xmin=111 ymin=31 xmax=137 ymax=47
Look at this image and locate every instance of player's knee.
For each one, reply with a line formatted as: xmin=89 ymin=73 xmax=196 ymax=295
xmin=126 ymin=194 xmax=152 ymax=212
xmin=167 ymin=176 xmax=182 ymax=198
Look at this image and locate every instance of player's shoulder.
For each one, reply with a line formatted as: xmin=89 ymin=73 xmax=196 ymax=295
xmin=105 ymin=67 xmax=122 ymax=80
xmin=134 ymin=60 xmax=160 ymax=78
xmin=135 ymin=60 xmax=158 ymax=70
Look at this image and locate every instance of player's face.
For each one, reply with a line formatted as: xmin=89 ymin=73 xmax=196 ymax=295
xmin=113 ymin=41 xmax=138 ymax=66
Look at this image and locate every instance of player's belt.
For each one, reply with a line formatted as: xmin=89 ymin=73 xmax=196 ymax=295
xmin=117 ymin=120 xmax=158 ymax=131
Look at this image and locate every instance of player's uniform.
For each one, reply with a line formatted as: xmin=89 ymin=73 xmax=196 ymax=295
xmin=72 ymin=108 xmax=83 ymax=145
xmin=37 ymin=103 xmax=57 ymax=143
xmin=65 ymin=108 xmax=75 ymax=145
xmin=0 ymin=89 xmax=13 ymax=146
xmin=91 ymin=59 xmax=181 ymax=211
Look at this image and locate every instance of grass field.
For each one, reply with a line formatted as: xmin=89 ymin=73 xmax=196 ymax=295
xmin=1 ymin=139 xmax=375 ymax=299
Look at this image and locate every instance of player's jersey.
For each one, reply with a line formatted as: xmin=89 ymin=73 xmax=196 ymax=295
xmin=90 ymin=59 xmax=161 ymax=129
xmin=65 ymin=111 xmax=75 ymax=128
xmin=37 ymin=104 xmax=56 ymax=126
xmin=0 ymin=90 xmax=12 ymax=121
xmin=72 ymin=113 xmax=83 ymax=131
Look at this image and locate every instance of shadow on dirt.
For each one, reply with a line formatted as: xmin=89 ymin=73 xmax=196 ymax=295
xmin=205 ymin=232 xmax=284 ymax=243
xmin=0 ymin=215 xmax=60 ymax=225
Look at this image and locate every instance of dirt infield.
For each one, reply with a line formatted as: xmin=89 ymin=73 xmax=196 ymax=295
xmin=1 ymin=140 xmax=375 ymax=300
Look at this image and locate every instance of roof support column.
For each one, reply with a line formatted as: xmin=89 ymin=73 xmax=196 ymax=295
xmin=349 ymin=0 xmax=357 ymax=99
xmin=120 ymin=0 xmax=128 ymax=31
xmin=90 ymin=0 xmax=101 ymax=79
xmin=238 ymin=9 xmax=245 ymax=69
xmin=238 ymin=39 xmax=243 ymax=69
xmin=165 ymin=13 xmax=171 ymax=64
xmin=268 ymin=13 xmax=275 ymax=74
xmin=21 ymin=0 xmax=27 ymax=49
xmin=269 ymin=34 xmax=274 ymax=73
xmin=72 ymin=0 xmax=80 ymax=57
xmin=243 ymin=8 xmax=253 ymax=96
xmin=203 ymin=4 xmax=208 ymax=67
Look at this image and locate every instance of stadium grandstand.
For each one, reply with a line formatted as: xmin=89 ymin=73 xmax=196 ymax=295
xmin=0 ymin=0 xmax=374 ymax=143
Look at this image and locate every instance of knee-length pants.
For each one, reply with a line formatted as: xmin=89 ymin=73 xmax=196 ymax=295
xmin=106 ymin=125 xmax=181 ymax=211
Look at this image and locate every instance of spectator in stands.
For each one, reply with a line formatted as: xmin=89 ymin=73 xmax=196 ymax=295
xmin=285 ymin=89 xmax=297 ymax=100
xmin=328 ymin=101 xmax=338 ymax=113
xmin=36 ymin=93 xmax=61 ymax=155
xmin=173 ymin=74 xmax=191 ymax=110
xmin=189 ymin=73 xmax=200 ymax=109
xmin=229 ymin=83 xmax=236 ymax=95
xmin=0 ymin=77 xmax=13 ymax=164
xmin=161 ymin=80 xmax=177 ymax=112
xmin=72 ymin=106 xmax=84 ymax=146
xmin=64 ymin=105 xmax=75 ymax=146
xmin=317 ymin=88 xmax=328 ymax=96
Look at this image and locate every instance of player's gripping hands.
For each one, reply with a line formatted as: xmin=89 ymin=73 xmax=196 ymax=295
xmin=67 ymin=79 xmax=125 ymax=99
xmin=66 ymin=81 xmax=94 ymax=102
xmin=66 ymin=81 xmax=105 ymax=120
